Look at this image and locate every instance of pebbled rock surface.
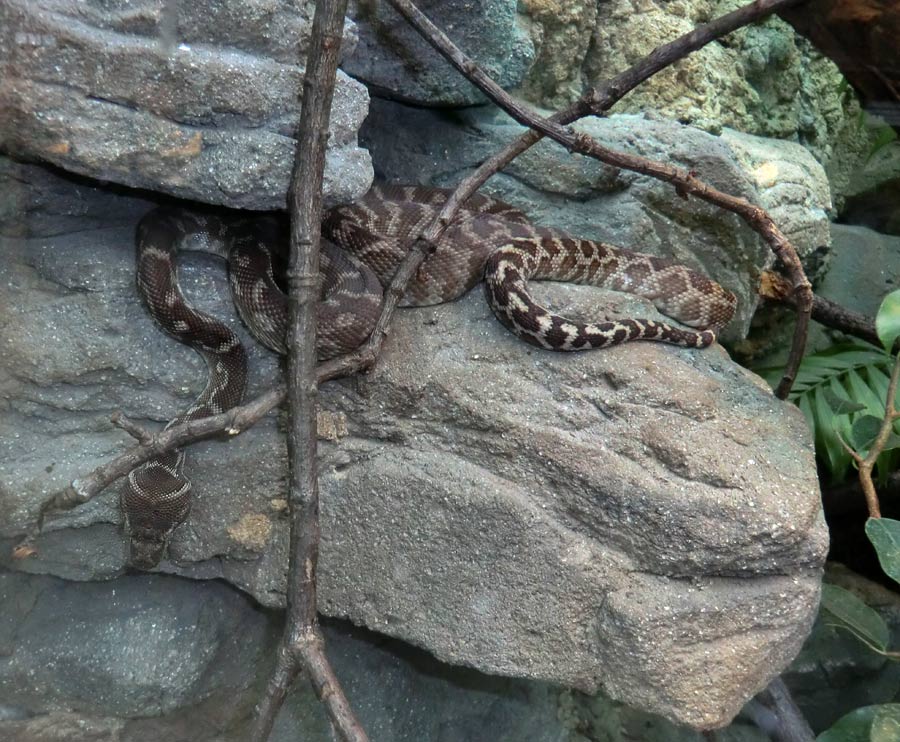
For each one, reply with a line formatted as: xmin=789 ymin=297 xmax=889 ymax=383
xmin=362 ymin=100 xmax=833 ymax=335
xmin=0 ymin=0 xmax=372 ymax=209
xmin=343 ymin=0 xmax=534 ymax=106
xmin=0 ymin=161 xmax=828 ymax=729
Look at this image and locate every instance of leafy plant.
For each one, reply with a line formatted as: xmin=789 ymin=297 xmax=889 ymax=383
xmin=813 ymin=292 xmax=900 ymax=739
xmin=759 ymin=342 xmax=898 ymax=481
xmin=818 ymin=703 xmax=900 ymax=742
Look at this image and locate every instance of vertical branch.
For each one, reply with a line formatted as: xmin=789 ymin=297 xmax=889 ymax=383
xmin=251 ymin=0 xmax=367 ymax=740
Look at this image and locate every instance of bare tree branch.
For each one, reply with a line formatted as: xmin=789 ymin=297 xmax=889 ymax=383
xmin=450 ymin=0 xmax=808 ymax=202
xmin=749 ymin=678 xmax=816 ymax=742
xmin=250 ymin=0 xmax=367 ymax=738
xmin=759 ymin=270 xmax=881 ymax=347
xmin=385 ymin=0 xmax=813 ymax=399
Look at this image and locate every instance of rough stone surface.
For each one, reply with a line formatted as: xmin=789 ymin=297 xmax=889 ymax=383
xmin=0 ymin=571 xmax=570 ymax=742
xmin=0 ymin=162 xmax=828 ymax=728
xmin=0 ymin=572 xmax=271 ymax=718
xmin=519 ymin=0 xmax=597 ymax=105
xmin=362 ymin=99 xmax=834 ymax=335
xmin=343 ymin=0 xmax=534 ymax=106
xmin=0 ymin=0 xmax=372 ymax=209
xmin=821 ymin=225 xmax=900 ymax=321
xmin=509 ymin=0 xmax=867 ymax=205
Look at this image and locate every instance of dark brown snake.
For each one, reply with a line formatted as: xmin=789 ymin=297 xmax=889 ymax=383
xmin=124 ymin=184 xmax=736 ymax=568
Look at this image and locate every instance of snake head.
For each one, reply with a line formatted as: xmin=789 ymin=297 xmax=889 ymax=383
xmin=126 ymin=527 xmax=174 ymax=570
xmin=121 ymin=469 xmax=191 ymax=570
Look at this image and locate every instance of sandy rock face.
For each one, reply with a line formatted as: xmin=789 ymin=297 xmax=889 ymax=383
xmin=0 ymin=162 xmax=827 ymax=729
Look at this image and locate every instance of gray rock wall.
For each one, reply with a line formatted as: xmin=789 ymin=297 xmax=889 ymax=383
xmin=0 ymin=0 xmax=373 ymax=209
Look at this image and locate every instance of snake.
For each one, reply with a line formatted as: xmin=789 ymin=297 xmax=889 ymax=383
xmin=123 ymin=184 xmax=736 ymax=568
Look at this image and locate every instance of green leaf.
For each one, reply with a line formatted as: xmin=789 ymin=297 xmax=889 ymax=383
xmin=867 ymin=518 xmax=900 ymax=585
xmin=820 ymin=583 xmax=890 ymax=652
xmin=851 ymin=415 xmax=884 ymax=453
xmin=814 ymin=386 xmax=848 ymax=475
xmin=876 ymin=289 xmax=900 ymax=352
xmin=752 ymin=341 xmax=893 ymax=481
xmin=818 ymin=705 xmax=900 ymax=742
xmin=823 ymin=385 xmax=867 ymax=415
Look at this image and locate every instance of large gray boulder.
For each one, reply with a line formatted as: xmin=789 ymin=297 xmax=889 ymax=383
xmin=0 ymin=0 xmax=372 ymax=209
xmin=0 ymin=161 xmax=828 ymax=729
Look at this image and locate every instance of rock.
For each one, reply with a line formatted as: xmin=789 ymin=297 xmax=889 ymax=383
xmin=0 ymin=0 xmax=372 ymax=210
xmin=0 ymin=571 xmax=570 ymax=742
xmin=343 ymin=0 xmax=534 ymax=106
xmin=519 ymin=0 xmax=596 ymax=106
xmin=512 ymin=0 xmax=865 ymax=205
xmin=361 ymin=99 xmax=834 ymax=335
xmin=820 ymin=225 xmax=900 ymax=319
xmin=0 ymin=162 xmax=828 ymax=729
xmin=720 ymin=128 xmax=832 ymax=258
xmin=0 ymin=572 xmax=271 ymax=718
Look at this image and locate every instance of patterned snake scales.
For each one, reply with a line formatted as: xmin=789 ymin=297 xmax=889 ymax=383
xmin=124 ymin=184 xmax=736 ymax=567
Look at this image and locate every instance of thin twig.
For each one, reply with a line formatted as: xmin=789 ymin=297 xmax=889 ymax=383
xmin=385 ymin=0 xmax=813 ymax=399
xmin=841 ymin=353 xmax=900 ymax=519
xmin=448 ymin=0 xmax=807 ymax=201
xmin=750 ymin=678 xmax=816 ymax=742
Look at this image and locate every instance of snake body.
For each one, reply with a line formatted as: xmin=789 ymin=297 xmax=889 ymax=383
xmin=124 ymin=185 xmax=736 ymax=568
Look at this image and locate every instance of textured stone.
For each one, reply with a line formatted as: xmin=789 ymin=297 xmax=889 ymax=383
xmin=0 ymin=0 xmax=372 ymax=209
xmin=343 ymin=0 xmax=534 ymax=106
xmin=821 ymin=225 xmax=900 ymax=320
xmin=0 ymin=572 xmax=570 ymax=742
xmin=0 ymin=163 xmax=828 ymax=729
xmin=361 ymin=99 xmax=834 ymax=337
xmin=0 ymin=572 xmax=271 ymax=718
xmin=519 ymin=0 xmax=597 ymax=106
xmin=516 ymin=0 xmax=866 ymax=206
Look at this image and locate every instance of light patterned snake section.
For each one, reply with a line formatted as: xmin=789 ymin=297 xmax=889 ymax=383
xmin=125 ymin=184 xmax=736 ymax=567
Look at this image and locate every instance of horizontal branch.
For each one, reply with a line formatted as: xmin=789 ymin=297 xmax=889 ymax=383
xmin=758 ymin=270 xmax=880 ymax=347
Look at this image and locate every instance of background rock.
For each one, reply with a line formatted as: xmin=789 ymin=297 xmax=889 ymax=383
xmin=0 ymin=0 xmax=372 ymax=209
xmin=0 ymin=572 xmax=271 ymax=718
xmin=361 ymin=99 xmax=833 ymax=336
xmin=0 ymin=571 xmax=570 ymax=742
xmin=344 ymin=0 xmax=534 ymax=106
xmin=1 ymin=162 xmax=828 ymax=728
